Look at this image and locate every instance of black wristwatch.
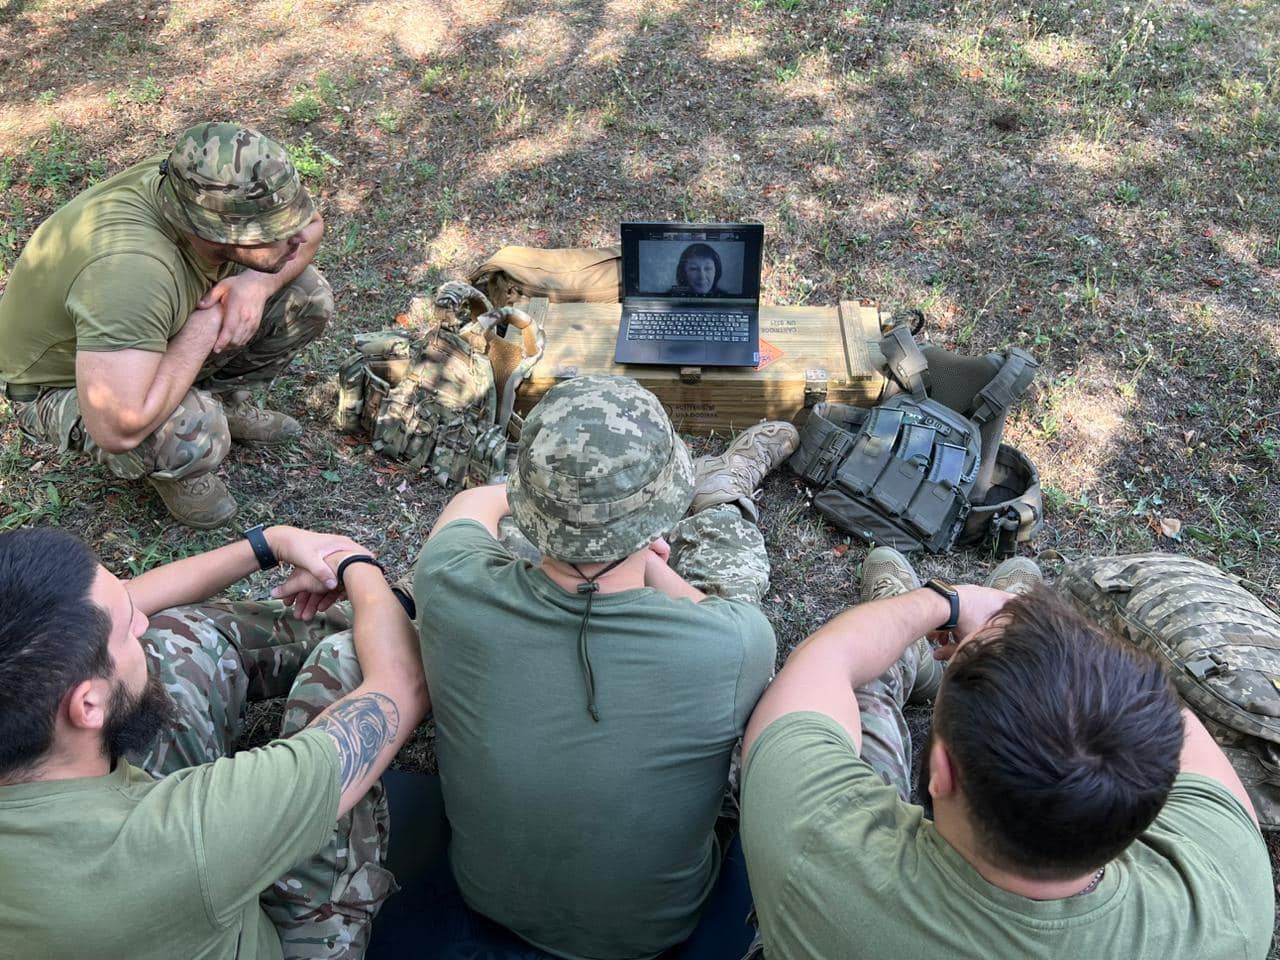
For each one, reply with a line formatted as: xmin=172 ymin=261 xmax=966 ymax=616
xmin=243 ymin=523 xmax=279 ymax=571
xmin=923 ymin=578 xmax=960 ymax=631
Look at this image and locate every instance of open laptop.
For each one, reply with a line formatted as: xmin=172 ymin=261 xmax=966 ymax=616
xmin=614 ymin=222 xmax=764 ymax=366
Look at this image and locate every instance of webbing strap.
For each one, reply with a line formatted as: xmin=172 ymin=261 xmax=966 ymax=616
xmin=970 ymin=348 xmax=1039 ymax=425
xmin=880 ymin=325 xmax=932 ymax=400
xmin=992 ymin=500 xmax=1038 ymax=558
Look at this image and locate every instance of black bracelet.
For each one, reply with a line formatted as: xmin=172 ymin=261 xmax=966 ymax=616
xmin=335 ymin=554 xmax=385 ymax=586
xmin=243 ymin=524 xmax=278 ymax=571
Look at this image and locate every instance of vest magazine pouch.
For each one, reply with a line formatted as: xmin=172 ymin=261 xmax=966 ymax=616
xmin=833 ymin=407 xmax=903 ymax=497
xmin=334 ymin=355 xmax=368 ymax=433
xmin=427 ymin=413 xmax=478 ymax=485
xmin=871 ymin=459 xmax=925 ymax=516
xmin=905 ymin=480 xmax=968 ymax=553
xmin=895 ymin=423 xmax=935 ymax=466
xmin=927 ymin=442 xmax=968 ymax=485
xmin=360 ymin=367 xmax=394 ymax=437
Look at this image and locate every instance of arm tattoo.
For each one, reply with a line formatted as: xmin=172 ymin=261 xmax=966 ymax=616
xmin=315 ymin=693 xmax=400 ymax=792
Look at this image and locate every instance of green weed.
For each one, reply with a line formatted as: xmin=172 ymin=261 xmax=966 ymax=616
xmin=375 ymin=108 xmax=402 ymax=133
xmin=419 ymin=65 xmax=446 ymax=92
xmin=287 ymin=135 xmax=340 ymax=181
xmin=286 ymin=92 xmax=323 ymax=124
xmin=127 ymin=76 xmax=165 ymax=104
xmin=1113 ymin=181 xmax=1141 ymax=204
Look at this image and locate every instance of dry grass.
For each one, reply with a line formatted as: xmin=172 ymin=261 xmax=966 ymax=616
xmin=1 ymin=0 xmax=1278 ymax=948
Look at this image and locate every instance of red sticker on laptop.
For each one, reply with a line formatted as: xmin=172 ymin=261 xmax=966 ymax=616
xmin=755 ymin=337 xmax=783 ymax=370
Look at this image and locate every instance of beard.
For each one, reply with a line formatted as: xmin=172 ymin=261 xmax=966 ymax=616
xmin=104 ymin=670 xmax=176 ymax=764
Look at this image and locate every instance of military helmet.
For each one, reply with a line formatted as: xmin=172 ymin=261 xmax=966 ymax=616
xmin=157 ymin=122 xmax=316 ymax=245
xmin=507 ymin=375 xmax=695 ymax=563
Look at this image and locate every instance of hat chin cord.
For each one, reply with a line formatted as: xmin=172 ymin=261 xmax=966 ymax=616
xmin=570 ymin=556 xmax=629 ymax=723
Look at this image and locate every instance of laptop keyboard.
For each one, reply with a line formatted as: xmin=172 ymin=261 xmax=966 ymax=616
xmin=627 ymin=311 xmax=752 ymax=342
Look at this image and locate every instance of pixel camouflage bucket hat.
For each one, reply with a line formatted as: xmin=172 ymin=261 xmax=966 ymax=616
xmin=157 ymin=122 xmax=316 ymax=245
xmin=508 ymin=375 xmax=695 ymax=564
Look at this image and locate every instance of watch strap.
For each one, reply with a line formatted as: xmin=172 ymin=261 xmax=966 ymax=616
xmin=335 ymin=554 xmax=386 ymax=586
xmin=924 ymin=578 xmax=960 ymax=631
xmin=243 ymin=524 xmax=278 ymax=571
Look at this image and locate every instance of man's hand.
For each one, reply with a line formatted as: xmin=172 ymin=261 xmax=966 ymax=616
xmin=931 ymin=585 xmax=1016 ymax=661
xmin=200 ymin=273 xmax=273 ymax=353
xmin=266 ymin=526 xmax=371 ymax=591
xmin=647 ymin=537 xmax=671 ymax=564
xmin=272 ymin=568 xmax=343 ymax=621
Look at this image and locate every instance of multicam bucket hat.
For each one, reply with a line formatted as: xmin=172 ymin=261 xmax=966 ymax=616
xmin=507 ymin=375 xmax=695 ymax=563
xmin=157 ymin=122 xmax=316 ymax=245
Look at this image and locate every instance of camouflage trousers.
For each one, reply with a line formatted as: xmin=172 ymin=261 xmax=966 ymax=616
xmin=129 ymin=597 xmax=394 ymax=960
xmin=11 ymin=266 xmax=331 ymax=481
xmin=500 ymin=503 xmax=771 ymax=607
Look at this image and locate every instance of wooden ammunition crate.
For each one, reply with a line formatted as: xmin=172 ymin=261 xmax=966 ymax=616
xmin=515 ymin=298 xmax=891 ymax=434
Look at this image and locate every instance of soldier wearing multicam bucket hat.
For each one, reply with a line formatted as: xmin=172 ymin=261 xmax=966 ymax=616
xmin=414 ymin=375 xmax=797 ymax=960
xmin=0 ymin=121 xmax=332 ymax=528
xmin=0 ymin=523 xmax=428 ymax=960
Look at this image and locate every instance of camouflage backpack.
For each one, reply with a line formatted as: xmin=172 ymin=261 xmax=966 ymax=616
xmin=1060 ymin=553 xmax=1280 ymax=830
xmin=333 ymin=281 xmax=545 ymax=487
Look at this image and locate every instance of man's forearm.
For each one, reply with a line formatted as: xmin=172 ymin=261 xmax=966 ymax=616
xmin=743 ymin=588 xmax=950 ymax=757
xmin=802 ymin=589 xmax=947 ymax=689
xmin=126 ymin=536 xmax=262 ymax=615
xmin=77 ymin=307 xmax=220 ymax=452
xmin=311 ymin=559 xmax=429 ymax=817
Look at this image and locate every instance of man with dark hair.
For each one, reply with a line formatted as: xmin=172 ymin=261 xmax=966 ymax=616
xmin=0 ymin=122 xmax=331 ymax=528
xmin=0 ymin=524 xmax=429 ymax=959
xmin=415 ymin=375 xmax=795 ymax=959
xmin=740 ymin=547 xmax=1273 ymax=959
xmin=668 ymin=242 xmax=728 ymax=296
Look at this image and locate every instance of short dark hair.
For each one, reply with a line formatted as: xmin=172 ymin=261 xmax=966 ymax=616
xmin=933 ymin=584 xmax=1183 ymax=879
xmin=0 ymin=528 xmax=112 ymax=779
xmin=677 ymin=243 xmax=722 ymax=287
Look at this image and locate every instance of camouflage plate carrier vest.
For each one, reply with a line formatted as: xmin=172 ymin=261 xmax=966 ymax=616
xmin=790 ymin=323 xmax=1041 ymax=555
xmin=1060 ymin=553 xmax=1280 ymax=831
xmin=333 ymin=282 xmax=545 ymax=487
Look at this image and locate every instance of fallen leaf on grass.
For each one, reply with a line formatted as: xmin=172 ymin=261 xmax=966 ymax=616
xmin=395 ymin=312 xmax=412 ymax=327
xmin=1202 ymin=276 xmax=1224 ymax=288
xmin=1158 ymin=517 xmax=1183 ymax=539
xmin=963 ymin=67 xmax=984 ymax=80
xmin=832 ymin=543 xmax=849 ymax=557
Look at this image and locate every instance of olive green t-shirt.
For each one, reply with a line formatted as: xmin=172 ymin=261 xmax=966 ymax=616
xmin=0 ymin=157 xmax=230 ymax=388
xmin=415 ymin=519 xmax=777 ymax=960
xmin=0 ymin=728 xmax=340 ymax=960
xmin=741 ymin=712 xmax=1275 ymax=960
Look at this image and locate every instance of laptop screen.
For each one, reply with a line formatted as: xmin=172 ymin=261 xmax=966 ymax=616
xmin=621 ymin=223 xmax=763 ymax=303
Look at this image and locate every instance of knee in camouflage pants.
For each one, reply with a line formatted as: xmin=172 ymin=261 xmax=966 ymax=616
xmin=10 ymin=266 xmax=331 ymax=482
xmin=131 ymin=597 xmax=395 ymax=960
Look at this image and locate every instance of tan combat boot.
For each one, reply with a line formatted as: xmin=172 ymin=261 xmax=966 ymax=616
xmin=219 ymin=389 xmax=302 ymax=445
xmin=984 ymin=556 xmax=1043 ymax=594
xmin=147 ymin=473 xmax=238 ymax=529
xmin=689 ymin=421 xmax=800 ymax=523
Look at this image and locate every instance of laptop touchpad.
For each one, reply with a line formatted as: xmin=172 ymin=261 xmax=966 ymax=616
xmin=659 ymin=340 xmax=707 ymax=363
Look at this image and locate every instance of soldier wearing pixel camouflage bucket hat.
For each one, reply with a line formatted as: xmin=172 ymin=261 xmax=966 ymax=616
xmin=0 ymin=121 xmax=332 ymax=528
xmin=413 ymin=374 xmax=799 ymax=960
